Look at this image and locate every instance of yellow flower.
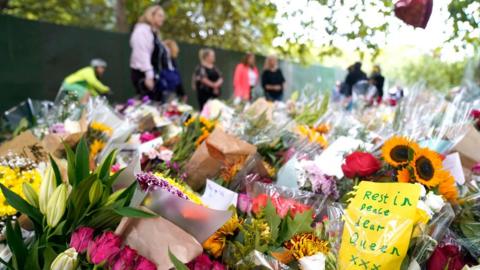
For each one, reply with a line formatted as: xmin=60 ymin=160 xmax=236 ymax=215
xmin=219 ymin=156 xmax=247 ymax=182
xmin=195 ymin=130 xmax=210 ymax=147
xmin=152 ymin=173 xmax=203 ymax=205
xmin=203 ymin=212 xmax=240 ymax=258
xmin=382 ymin=136 xmax=419 ymax=167
xmin=284 ymin=232 xmax=330 ymax=260
xmin=314 ymin=123 xmax=330 ymax=134
xmin=438 ymin=170 xmax=458 ymax=203
xmin=263 ymin=162 xmax=276 ymax=177
xmin=411 ymin=148 xmax=443 ymax=188
xmin=296 ymin=125 xmax=328 ymax=148
xmin=89 ymin=139 xmax=106 ymax=161
xmin=0 ymin=165 xmax=42 ymax=217
xmin=184 ymin=117 xmax=196 ymax=127
xmin=89 ymin=121 xmax=113 ymax=136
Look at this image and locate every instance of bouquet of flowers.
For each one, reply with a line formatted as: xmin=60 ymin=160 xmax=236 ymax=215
xmin=0 ymin=138 xmax=155 ymax=269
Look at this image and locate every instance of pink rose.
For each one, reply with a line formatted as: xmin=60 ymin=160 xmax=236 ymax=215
xmin=187 ymin=254 xmax=212 ymax=270
xmin=134 ymin=255 xmax=156 ymax=270
xmin=110 ymin=246 xmax=138 ymax=270
xmin=140 ymin=132 xmax=156 ymax=143
xmin=237 ymin=193 xmax=252 ymax=213
xmin=70 ymin=227 xmax=95 ymax=253
xmin=472 ymin=162 xmax=480 ymax=175
xmin=88 ymin=231 xmax=122 ymax=265
xmin=212 ymin=261 xmax=226 ymax=270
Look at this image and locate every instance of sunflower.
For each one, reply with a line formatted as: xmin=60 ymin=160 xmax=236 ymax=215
xmin=284 ymin=232 xmax=330 ymax=260
xmin=382 ymin=136 xmax=420 ymax=167
xmin=396 ymin=168 xmax=411 ymax=183
xmin=411 ymin=148 xmax=443 ymax=187
xmin=195 ymin=128 xmax=210 ymax=147
xmin=437 ymin=170 xmax=458 ymax=203
xmin=203 ymin=212 xmax=240 ymax=258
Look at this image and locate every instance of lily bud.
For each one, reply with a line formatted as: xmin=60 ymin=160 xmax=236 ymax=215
xmin=104 ymin=188 xmax=125 ymax=206
xmin=39 ymin=165 xmax=56 ymax=215
xmin=51 ymin=248 xmax=78 ymax=270
xmin=22 ymin=182 xmax=39 ymax=208
xmin=89 ymin=180 xmax=104 ymax=205
xmin=46 ymin=184 xmax=68 ymax=228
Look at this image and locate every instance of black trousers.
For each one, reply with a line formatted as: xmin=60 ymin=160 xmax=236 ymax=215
xmin=130 ymin=68 xmax=164 ymax=101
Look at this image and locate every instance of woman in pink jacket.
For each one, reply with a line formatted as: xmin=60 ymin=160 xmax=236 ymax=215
xmin=233 ymin=53 xmax=259 ymax=101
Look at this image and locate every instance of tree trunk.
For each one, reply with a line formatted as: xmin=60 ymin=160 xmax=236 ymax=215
xmin=115 ymin=0 xmax=128 ymax=32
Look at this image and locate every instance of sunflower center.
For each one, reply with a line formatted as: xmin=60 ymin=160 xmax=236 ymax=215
xmin=416 ymin=157 xmax=434 ymax=180
xmin=390 ymin=146 xmax=410 ymax=163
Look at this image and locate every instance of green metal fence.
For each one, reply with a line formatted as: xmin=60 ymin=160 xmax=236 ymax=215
xmin=0 ymin=14 xmax=344 ymax=112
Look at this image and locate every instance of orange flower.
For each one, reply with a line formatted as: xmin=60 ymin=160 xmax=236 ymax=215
xmin=284 ymin=232 xmax=329 ymax=260
xmin=396 ymin=168 xmax=411 ymax=183
xmin=195 ymin=130 xmax=210 ymax=147
xmin=203 ymin=212 xmax=240 ymax=258
xmin=438 ymin=170 xmax=458 ymax=203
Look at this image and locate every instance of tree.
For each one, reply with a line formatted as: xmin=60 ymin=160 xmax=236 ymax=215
xmin=1 ymin=0 xmax=478 ymax=63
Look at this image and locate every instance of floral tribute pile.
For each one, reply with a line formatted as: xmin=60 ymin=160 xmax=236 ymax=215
xmin=0 ymin=86 xmax=479 ymax=270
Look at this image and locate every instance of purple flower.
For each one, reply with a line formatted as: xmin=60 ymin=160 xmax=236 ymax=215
xmin=142 ymin=96 xmax=150 ymax=103
xmin=49 ymin=123 xmax=66 ymax=134
xmin=127 ymin=98 xmax=136 ymax=106
xmin=136 ymin=172 xmax=190 ymax=201
xmin=301 ymin=160 xmax=339 ymax=199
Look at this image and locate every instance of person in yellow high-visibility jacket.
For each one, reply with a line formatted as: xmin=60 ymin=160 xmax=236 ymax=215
xmin=61 ymin=59 xmax=110 ymax=98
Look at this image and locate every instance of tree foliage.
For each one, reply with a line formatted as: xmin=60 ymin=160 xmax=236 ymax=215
xmin=0 ymin=0 xmax=478 ymax=62
xmin=389 ymin=54 xmax=467 ymax=92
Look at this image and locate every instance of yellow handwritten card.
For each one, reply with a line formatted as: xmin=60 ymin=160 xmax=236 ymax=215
xmin=338 ymin=181 xmax=421 ymax=270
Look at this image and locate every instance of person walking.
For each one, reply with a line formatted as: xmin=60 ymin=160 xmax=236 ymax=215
xmin=261 ymin=55 xmax=285 ymax=102
xmin=129 ymin=5 xmax=166 ymax=100
xmin=370 ymin=65 xmax=385 ymax=104
xmin=161 ymin=39 xmax=186 ymax=102
xmin=61 ymin=58 xmax=110 ymax=99
xmin=343 ymin=62 xmax=367 ymax=110
xmin=193 ymin=49 xmax=223 ymax=110
xmin=233 ymin=53 xmax=258 ymax=102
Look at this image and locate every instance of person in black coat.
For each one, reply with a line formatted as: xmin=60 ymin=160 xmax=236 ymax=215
xmin=344 ymin=62 xmax=367 ymax=97
xmin=370 ymin=65 xmax=385 ymax=104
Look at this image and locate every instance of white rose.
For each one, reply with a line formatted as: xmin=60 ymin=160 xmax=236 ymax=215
xmin=417 ymin=200 xmax=433 ymax=218
xmin=407 ymin=259 xmax=421 ymax=270
xmin=425 ymin=191 xmax=445 ymax=214
xmin=299 ymin=252 xmax=326 ymax=270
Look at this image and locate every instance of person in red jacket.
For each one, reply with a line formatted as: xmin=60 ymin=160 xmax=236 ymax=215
xmin=233 ymin=53 xmax=259 ymax=102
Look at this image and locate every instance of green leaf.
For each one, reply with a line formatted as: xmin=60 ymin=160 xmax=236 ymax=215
xmin=25 ymin=240 xmax=41 ymax=270
xmin=106 ymin=168 xmax=124 ymax=188
xmin=278 ymin=209 xmax=314 ymax=243
xmin=5 ymin=220 xmax=27 ymax=270
xmin=49 ymin=155 xmax=63 ymax=186
xmin=75 ymin=137 xmax=90 ymax=183
xmin=50 ymin=220 xmax=66 ymax=236
xmin=168 ymin=249 xmax=189 ymax=270
xmin=263 ymin=199 xmax=281 ymax=241
xmin=95 ymin=149 xmax=118 ymax=184
xmin=65 ymin=143 xmax=77 ymax=186
xmin=65 ymin=174 xmax=97 ymax=230
xmin=0 ymin=184 xmax=43 ymax=225
xmin=113 ymin=207 xmax=157 ymax=218
xmin=42 ymin=246 xmax=57 ymax=270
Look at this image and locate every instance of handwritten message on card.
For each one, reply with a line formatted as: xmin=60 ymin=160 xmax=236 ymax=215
xmin=338 ymin=182 xmax=421 ymax=270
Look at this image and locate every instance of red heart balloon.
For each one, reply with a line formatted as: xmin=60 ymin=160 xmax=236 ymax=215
xmin=394 ymin=0 xmax=433 ymax=29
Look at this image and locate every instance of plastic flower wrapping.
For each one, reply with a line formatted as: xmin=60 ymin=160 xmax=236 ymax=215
xmin=1 ymin=81 xmax=480 ymax=270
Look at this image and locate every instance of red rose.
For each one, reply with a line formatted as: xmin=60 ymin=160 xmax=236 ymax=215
xmin=394 ymin=0 xmax=433 ymax=29
xmin=471 ymin=109 xmax=480 ymax=119
xmin=427 ymin=244 xmax=466 ymax=270
xmin=341 ymin=152 xmax=381 ymax=178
